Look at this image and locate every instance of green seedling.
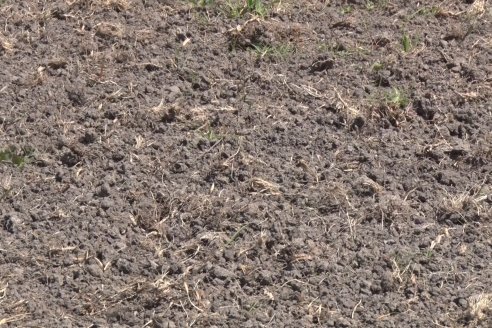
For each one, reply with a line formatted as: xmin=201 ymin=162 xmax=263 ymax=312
xmin=371 ymin=61 xmax=384 ymax=72
xmin=316 ymin=42 xmax=331 ymax=53
xmin=0 ymin=146 xmax=34 ymax=168
xmin=408 ymin=6 xmax=441 ymax=19
xmin=424 ymin=249 xmax=434 ymax=259
xmin=247 ymin=300 xmax=260 ymax=312
xmin=386 ymin=88 xmax=409 ymax=109
xmin=252 ymin=43 xmax=294 ymax=60
xmin=401 ymin=33 xmax=412 ymax=52
xmin=341 ymin=5 xmax=353 ymax=14
xmin=202 ymin=128 xmax=221 ymax=142
xmin=227 ymin=223 xmax=249 ymax=245
xmin=365 ymin=1 xmax=375 ymax=10
xmin=370 ymin=88 xmax=411 ymax=127
xmin=224 ymin=1 xmax=242 ymax=18
xmin=246 ymin=0 xmax=266 ymax=16
xmin=252 ymin=44 xmax=272 ymax=58
xmin=367 ymin=0 xmax=390 ymax=11
xmin=225 ymin=0 xmax=267 ymax=18
xmin=190 ymin=0 xmax=215 ymax=6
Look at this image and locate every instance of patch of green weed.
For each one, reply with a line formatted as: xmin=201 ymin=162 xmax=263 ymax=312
xmin=227 ymin=223 xmax=249 ymax=245
xmin=246 ymin=0 xmax=266 ymax=16
xmin=401 ymin=33 xmax=412 ymax=52
xmin=365 ymin=1 xmax=375 ymax=10
xmin=0 ymin=146 xmax=34 ymax=168
xmin=224 ymin=0 xmax=267 ymax=18
xmin=341 ymin=5 xmax=353 ymax=14
xmin=369 ymin=87 xmax=412 ymax=127
xmin=371 ymin=61 xmax=384 ymax=72
xmin=202 ymin=128 xmax=222 ymax=142
xmin=386 ymin=88 xmax=409 ymax=109
xmin=252 ymin=43 xmax=295 ymax=60
xmin=189 ymin=0 xmax=215 ymax=7
xmin=408 ymin=6 xmax=441 ymax=19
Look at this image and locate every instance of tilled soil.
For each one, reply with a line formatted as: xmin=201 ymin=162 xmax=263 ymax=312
xmin=0 ymin=0 xmax=491 ymax=327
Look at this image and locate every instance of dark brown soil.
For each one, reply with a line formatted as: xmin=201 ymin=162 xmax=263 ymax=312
xmin=1 ymin=0 xmax=491 ymax=327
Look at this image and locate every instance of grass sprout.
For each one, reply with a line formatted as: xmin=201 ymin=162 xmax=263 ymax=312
xmin=0 ymin=146 xmax=34 ymax=168
xmin=371 ymin=61 xmax=384 ymax=72
xmin=252 ymin=43 xmax=295 ymax=60
xmin=402 ymin=33 xmax=412 ymax=52
xmin=189 ymin=0 xmax=215 ymax=7
xmin=202 ymin=128 xmax=222 ymax=142
xmin=386 ymin=88 xmax=409 ymax=109
xmin=225 ymin=0 xmax=267 ymax=18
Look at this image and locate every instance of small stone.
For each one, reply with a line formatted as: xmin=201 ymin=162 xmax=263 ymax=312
xmin=352 ymin=89 xmax=365 ymax=98
xmin=100 ymin=199 xmax=113 ymax=210
xmin=455 ymin=297 xmax=468 ymax=308
xmin=60 ymin=152 xmax=79 ymax=167
xmin=351 ymin=116 xmax=365 ymax=130
xmin=112 ymin=152 xmax=125 ymax=162
xmin=223 ymin=249 xmax=235 ymax=261
xmin=167 ymin=85 xmax=181 ymax=94
xmin=116 ymin=259 xmax=132 ymax=274
xmin=80 ymin=130 xmax=97 ymax=144
xmin=258 ymin=270 xmax=273 ymax=285
xmin=153 ymin=318 xmax=176 ymax=328
xmin=3 ymin=213 xmax=23 ymax=233
xmin=212 ymin=266 xmax=235 ymax=280
xmin=97 ymin=183 xmax=111 ymax=197
xmin=86 ymin=264 xmax=102 ymax=277
xmin=55 ymin=169 xmax=64 ymax=182
xmin=66 ymin=89 xmax=86 ymax=107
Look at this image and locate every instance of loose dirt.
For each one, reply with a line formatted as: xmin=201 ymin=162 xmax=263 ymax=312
xmin=1 ymin=0 xmax=491 ymax=327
